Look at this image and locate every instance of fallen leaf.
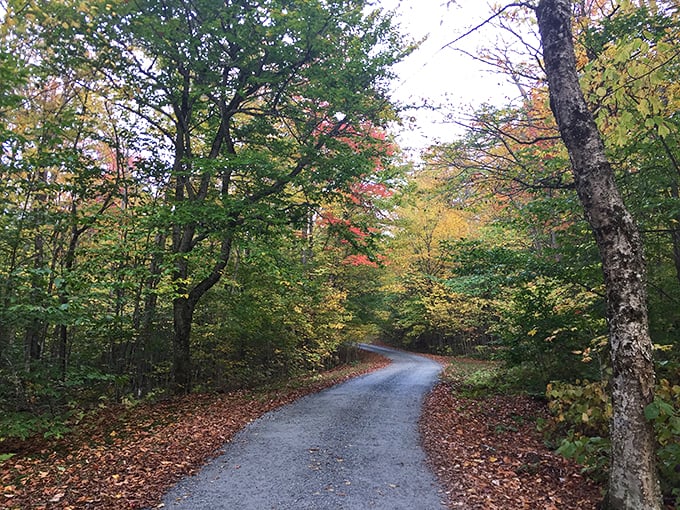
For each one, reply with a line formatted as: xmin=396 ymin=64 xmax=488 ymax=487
xmin=49 ymin=492 xmax=65 ymax=503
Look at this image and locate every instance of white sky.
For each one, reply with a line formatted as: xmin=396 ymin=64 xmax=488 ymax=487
xmin=381 ymin=0 xmax=524 ymax=152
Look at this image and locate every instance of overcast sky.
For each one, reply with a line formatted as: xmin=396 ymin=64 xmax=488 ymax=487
xmin=381 ymin=0 xmax=522 ymax=152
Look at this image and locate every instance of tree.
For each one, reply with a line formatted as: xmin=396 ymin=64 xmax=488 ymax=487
xmin=575 ymin=2 xmax=680 ymax=359
xmin=57 ymin=0 xmax=409 ymax=393
xmin=0 ymin=1 xmax=132 ymax=420
xmin=378 ymin=166 xmax=497 ymax=354
xmin=0 ymin=0 xmax=409 ymax=440
xmin=536 ymin=0 xmax=662 ymax=508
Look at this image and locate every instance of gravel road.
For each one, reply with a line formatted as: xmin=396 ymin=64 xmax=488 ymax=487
xmin=159 ymin=344 xmax=447 ymax=509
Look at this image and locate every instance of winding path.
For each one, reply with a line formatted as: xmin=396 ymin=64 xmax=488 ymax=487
xmin=160 ymin=344 xmax=446 ymax=509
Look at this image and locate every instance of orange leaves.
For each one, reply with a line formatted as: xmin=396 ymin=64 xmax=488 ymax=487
xmin=420 ymin=371 xmax=603 ymax=509
xmin=342 ymin=254 xmax=379 ymax=268
xmin=0 ymin=352 xmax=389 ymax=509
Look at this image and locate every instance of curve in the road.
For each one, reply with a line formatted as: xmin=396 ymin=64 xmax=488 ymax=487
xmin=159 ymin=344 xmax=447 ymax=509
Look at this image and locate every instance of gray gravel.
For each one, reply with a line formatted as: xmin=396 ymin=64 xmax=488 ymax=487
xmin=160 ymin=344 xmax=447 ymax=509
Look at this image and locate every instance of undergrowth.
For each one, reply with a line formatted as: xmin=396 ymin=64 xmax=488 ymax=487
xmin=444 ymin=358 xmax=680 ymax=509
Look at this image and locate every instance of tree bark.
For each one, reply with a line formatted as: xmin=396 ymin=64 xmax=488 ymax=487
xmin=24 ymin=169 xmax=48 ymax=367
xmin=56 ymin=203 xmax=83 ymax=381
xmin=172 ymin=296 xmax=194 ymax=394
xmin=133 ymin=232 xmax=167 ymax=395
xmin=536 ymin=1 xmax=662 ymax=509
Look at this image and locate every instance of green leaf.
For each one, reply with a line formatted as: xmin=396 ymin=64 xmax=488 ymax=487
xmin=657 ymin=121 xmax=671 ymax=138
xmin=644 ymin=401 xmax=660 ymax=421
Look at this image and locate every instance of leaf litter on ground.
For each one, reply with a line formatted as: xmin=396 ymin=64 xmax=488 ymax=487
xmin=2 ymin=351 xmax=606 ymax=510
xmin=419 ymin=355 xmax=603 ymax=509
xmin=0 ymin=351 xmax=389 ymax=510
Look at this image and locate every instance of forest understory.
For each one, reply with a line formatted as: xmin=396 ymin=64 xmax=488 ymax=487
xmin=420 ymin=356 xmax=604 ymax=510
xmin=1 ymin=350 xmax=611 ymax=510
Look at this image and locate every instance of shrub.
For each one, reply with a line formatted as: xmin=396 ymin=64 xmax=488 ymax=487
xmin=545 ymin=378 xmax=680 ymax=506
xmin=645 ymin=379 xmax=680 ymax=507
xmin=545 ymin=380 xmax=611 ymax=438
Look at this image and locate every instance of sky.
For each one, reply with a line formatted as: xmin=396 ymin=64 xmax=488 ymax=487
xmin=380 ymin=0 xmax=523 ymax=152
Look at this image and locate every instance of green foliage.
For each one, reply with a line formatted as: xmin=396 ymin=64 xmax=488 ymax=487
xmin=0 ymin=0 xmax=407 ymax=436
xmin=443 ymin=239 xmax=534 ymax=297
xmin=543 ymin=380 xmax=612 ymax=481
xmin=492 ymin=277 xmax=606 ymax=391
xmin=384 ymin=275 xmax=493 ymax=355
xmin=457 ymin=366 xmax=502 ymax=398
xmin=544 ymin=378 xmax=680 ymax=504
xmin=0 ymin=411 xmax=73 ymax=441
xmin=583 ymin=5 xmax=674 ymax=59
xmin=0 ymin=362 xmax=124 ymax=441
xmin=436 ymin=358 xmax=528 ymax=398
xmin=645 ymin=380 xmax=680 ymax=506
xmin=555 ymin=434 xmax=611 ymax=482
xmin=383 ymin=4 xmax=680 ymax=506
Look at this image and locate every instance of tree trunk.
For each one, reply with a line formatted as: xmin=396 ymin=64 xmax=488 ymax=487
xmin=24 ymin=170 xmax=48 ymax=367
xmin=172 ymin=296 xmax=194 ymax=394
xmin=24 ymin=263 xmax=45 ymax=364
xmin=170 ymin=221 xmax=234 ymax=393
xmin=132 ymin=232 xmax=167 ymax=395
xmin=536 ymin=1 xmax=662 ymax=509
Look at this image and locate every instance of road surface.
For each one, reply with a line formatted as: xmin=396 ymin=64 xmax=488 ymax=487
xmin=160 ymin=344 xmax=446 ymax=509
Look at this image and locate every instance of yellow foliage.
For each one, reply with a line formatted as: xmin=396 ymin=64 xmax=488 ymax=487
xmin=389 ymin=170 xmax=482 ymax=278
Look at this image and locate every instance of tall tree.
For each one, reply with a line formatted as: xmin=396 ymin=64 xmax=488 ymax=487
xmin=536 ymin=0 xmax=662 ymax=508
xmin=65 ymin=0 xmax=408 ymax=393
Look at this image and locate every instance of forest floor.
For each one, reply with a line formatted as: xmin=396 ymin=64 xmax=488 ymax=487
xmin=1 ymin=350 xmax=606 ymax=510
xmin=420 ymin=355 xmax=604 ymax=509
xmin=0 ymin=351 xmax=390 ymax=510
